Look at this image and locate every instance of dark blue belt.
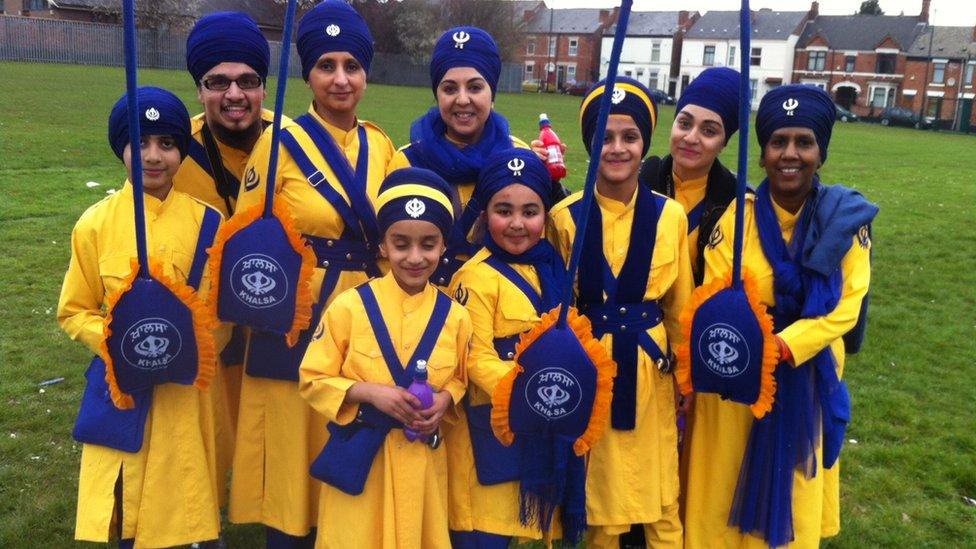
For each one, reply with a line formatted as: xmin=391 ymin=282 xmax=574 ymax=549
xmin=304 ymin=234 xmax=380 ymax=277
xmin=492 ymin=335 xmax=519 ymax=361
xmin=582 ymin=301 xmax=663 ymax=337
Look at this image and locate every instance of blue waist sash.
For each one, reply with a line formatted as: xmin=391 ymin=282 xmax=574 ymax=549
xmin=310 ymin=284 xmax=452 ymax=495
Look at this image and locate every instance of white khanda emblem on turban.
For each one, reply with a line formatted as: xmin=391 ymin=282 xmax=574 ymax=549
xmin=326 ymin=24 xmax=340 ymax=37
xmin=507 ymin=157 xmax=525 ymax=177
xmin=405 ymin=198 xmax=426 ymax=218
xmin=144 ymin=107 xmax=160 ymax=121
xmin=453 ymin=31 xmax=471 ymax=49
xmin=783 ymin=98 xmax=799 ymax=116
xmin=611 ymin=87 xmax=626 ymax=105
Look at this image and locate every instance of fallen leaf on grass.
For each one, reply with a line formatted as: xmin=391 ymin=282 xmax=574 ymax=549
xmin=85 ymin=181 xmax=100 ymax=188
xmin=848 ymin=439 xmax=858 ymax=444
xmin=963 ymin=496 xmax=976 ymax=507
xmin=901 ymin=512 xmax=911 ymax=522
xmin=106 ymin=189 xmax=117 ymax=195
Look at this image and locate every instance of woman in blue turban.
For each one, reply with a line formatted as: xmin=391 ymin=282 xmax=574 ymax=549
xmin=228 ymin=1 xmax=395 ymax=546
xmin=683 ymin=84 xmax=877 ymax=548
xmin=389 ymin=26 xmax=560 ymax=288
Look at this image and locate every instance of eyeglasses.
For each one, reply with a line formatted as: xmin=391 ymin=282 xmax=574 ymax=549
xmin=201 ymin=74 xmax=263 ymax=91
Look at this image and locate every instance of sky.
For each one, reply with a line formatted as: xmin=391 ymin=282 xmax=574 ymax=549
xmin=541 ymin=0 xmax=976 ymax=27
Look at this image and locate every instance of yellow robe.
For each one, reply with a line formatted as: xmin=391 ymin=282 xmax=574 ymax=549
xmin=683 ymin=193 xmax=871 ymax=549
xmin=173 ymin=109 xmax=275 ymax=507
xmin=548 ymin=187 xmax=692 ymax=547
xmin=299 ymin=273 xmax=471 ymax=549
xmin=673 ymin=172 xmax=708 ymax=280
xmin=446 ymin=247 xmax=550 ymax=539
xmin=228 ymin=105 xmax=395 ymax=535
xmin=57 ymin=183 xmax=223 ymax=547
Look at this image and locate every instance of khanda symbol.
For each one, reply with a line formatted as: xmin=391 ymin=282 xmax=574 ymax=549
xmin=507 ymin=158 xmax=525 ymax=177
xmin=242 ymin=270 xmax=277 ymax=295
xmin=783 ymin=98 xmax=799 ymax=116
xmin=405 ymin=198 xmax=426 ymax=218
xmin=538 ymin=384 xmax=571 ymax=408
xmin=453 ymin=31 xmax=470 ymax=49
xmin=134 ymin=335 xmax=170 ymax=358
xmin=708 ymin=340 xmax=739 ymax=365
xmin=611 ymin=87 xmax=626 ymax=104
xmin=144 ymin=107 xmax=160 ymax=121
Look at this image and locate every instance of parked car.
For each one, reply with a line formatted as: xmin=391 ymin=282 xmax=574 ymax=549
xmin=521 ymin=78 xmax=542 ymax=93
xmin=563 ymin=80 xmax=593 ymax=96
xmin=879 ymin=106 xmax=933 ymax=129
xmin=835 ymin=104 xmax=858 ymax=122
xmin=648 ymin=89 xmax=676 ymax=105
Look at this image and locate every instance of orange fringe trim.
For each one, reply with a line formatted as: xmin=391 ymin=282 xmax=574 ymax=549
xmin=675 ymin=269 xmax=780 ymax=419
xmin=101 ymin=258 xmax=218 ymax=410
xmin=490 ymin=306 xmax=617 ymax=457
xmin=207 ymin=200 xmax=316 ymax=347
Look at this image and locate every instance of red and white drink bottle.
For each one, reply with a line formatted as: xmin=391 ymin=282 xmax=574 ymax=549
xmin=539 ymin=113 xmax=567 ymax=182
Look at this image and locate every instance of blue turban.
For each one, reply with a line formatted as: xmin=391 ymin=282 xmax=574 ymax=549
xmin=430 ymin=26 xmax=501 ymax=98
xmin=108 ymin=86 xmax=191 ymax=161
xmin=676 ymin=67 xmax=741 ymax=143
xmin=757 ymin=84 xmax=835 ymax=163
xmin=475 ymin=148 xmax=553 ymax=211
xmin=376 ymin=168 xmax=458 ymax=239
xmin=579 ymin=76 xmax=658 ymax=157
xmin=297 ymin=0 xmax=374 ymax=81
xmin=186 ymin=12 xmax=270 ymax=85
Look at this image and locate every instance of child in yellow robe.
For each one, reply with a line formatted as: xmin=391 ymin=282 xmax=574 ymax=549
xmin=58 ymin=87 xmax=224 ymax=548
xmin=299 ymin=167 xmax=471 ymax=548
xmin=549 ymin=77 xmax=692 ymax=548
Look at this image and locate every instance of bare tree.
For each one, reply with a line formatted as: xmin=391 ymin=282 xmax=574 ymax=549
xmin=856 ymin=0 xmax=884 ymax=16
xmin=90 ymin=0 xmax=203 ymax=32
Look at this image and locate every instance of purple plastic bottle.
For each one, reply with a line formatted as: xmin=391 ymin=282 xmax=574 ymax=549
xmin=404 ymin=360 xmax=434 ymax=442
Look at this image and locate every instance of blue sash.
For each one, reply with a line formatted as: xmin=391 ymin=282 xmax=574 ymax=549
xmin=687 ymin=200 xmax=705 ymax=234
xmin=574 ymin=186 xmax=667 ymax=430
xmin=247 ymin=120 xmax=380 ymax=381
xmin=73 ymin=210 xmax=219 ymax=452
xmin=310 ymin=284 xmax=452 ymax=495
xmin=186 ymin=138 xmax=241 ymax=211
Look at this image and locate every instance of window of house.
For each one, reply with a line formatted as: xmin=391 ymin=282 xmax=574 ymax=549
xmin=651 ymin=41 xmax=661 ymax=62
xmin=845 ymin=55 xmax=855 ymax=72
xmin=568 ymin=65 xmax=576 ymax=81
xmin=932 ymin=62 xmax=946 ymax=84
xmin=625 ymin=70 xmax=633 ymax=77
xmin=807 ymin=51 xmax=826 ymax=71
xmin=926 ymin=96 xmax=942 ymax=118
xmin=966 ymin=62 xmax=976 ymax=86
xmin=876 ymin=54 xmax=896 ymax=74
xmin=870 ymin=86 xmax=892 ymax=108
xmin=649 ymin=71 xmax=659 ymax=90
xmin=750 ymin=78 xmax=758 ymax=98
xmin=750 ymin=47 xmax=762 ymax=66
xmin=728 ymin=46 xmax=736 ymax=67
xmin=26 ymin=0 xmax=46 ymax=9
xmin=525 ymin=63 xmax=534 ymax=77
xmin=526 ymin=39 xmax=535 ymax=56
xmin=703 ymin=45 xmax=716 ymax=66
xmin=636 ymin=67 xmax=644 ymax=78
xmin=549 ymin=37 xmax=557 ymax=57
xmin=568 ymin=38 xmax=578 ymax=56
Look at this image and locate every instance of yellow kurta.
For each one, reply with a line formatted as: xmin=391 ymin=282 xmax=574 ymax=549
xmin=683 ymin=193 xmax=871 ymax=549
xmin=548 ymin=187 xmax=693 ymax=546
xmin=173 ymin=109 xmax=275 ymax=508
xmin=57 ymin=183 xmax=223 ymax=547
xmin=446 ymin=247 xmax=549 ymax=539
xmin=673 ymin=172 xmax=708 ymax=280
xmin=229 ymin=104 xmax=395 ymax=536
xmin=299 ymin=273 xmax=471 ymax=549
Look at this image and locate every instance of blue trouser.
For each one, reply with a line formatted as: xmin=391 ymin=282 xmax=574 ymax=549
xmin=450 ymin=529 xmax=512 ymax=548
xmin=266 ymin=527 xmax=316 ymax=549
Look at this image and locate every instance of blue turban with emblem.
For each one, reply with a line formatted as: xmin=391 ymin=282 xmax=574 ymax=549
xmin=757 ymin=84 xmax=835 ymax=163
xmin=376 ymin=168 xmax=458 ymax=239
xmin=108 ymin=86 xmax=191 ymax=161
xmin=186 ymin=11 xmax=270 ymax=85
xmin=475 ymin=148 xmax=553 ymax=211
xmin=430 ymin=26 xmax=501 ymax=98
xmin=580 ymin=76 xmax=657 ymax=157
xmin=297 ymin=0 xmax=374 ymax=81
xmin=676 ymin=67 xmax=741 ymax=143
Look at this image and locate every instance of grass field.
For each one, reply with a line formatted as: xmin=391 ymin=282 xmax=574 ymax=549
xmin=1 ymin=61 xmax=974 ymax=547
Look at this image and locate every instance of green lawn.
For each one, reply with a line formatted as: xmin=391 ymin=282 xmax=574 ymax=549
xmin=1 ymin=61 xmax=974 ymax=547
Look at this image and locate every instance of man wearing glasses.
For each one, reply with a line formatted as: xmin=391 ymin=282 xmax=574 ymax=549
xmin=177 ymin=11 xmax=273 ymax=218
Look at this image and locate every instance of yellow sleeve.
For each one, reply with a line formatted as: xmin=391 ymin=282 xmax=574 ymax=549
xmin=702 ymin=204 xmax=736 ymax=284
xmin=441 ymin=305 xmax=472 ymax=407
xmin=662 ymin=206 xmax=693 ymax=346
xmin=57 ymin=214 xmax=107 ymax=357
xmin=449 ymin=267 xmax=511 ymax=396
xmin=298 ymin=293 xmax=360 ymax=425
xmin=386 ymin=148 xmax=413 ymax=175
xmin=779 ymin=235 xmax=871 ymax=365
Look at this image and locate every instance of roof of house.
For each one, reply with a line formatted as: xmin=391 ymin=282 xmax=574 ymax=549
xmin=798 ymin=15 xmax=925 ymax=51
xmin=686 ymin=9 xmax=808 ymax=41
xmin=908 ymin=25 xmax=976 ymax=59
xmin=525 ymin=8 xmax=608 ymax=34
xmin=604 ymin=11 xmax=680 ymax=37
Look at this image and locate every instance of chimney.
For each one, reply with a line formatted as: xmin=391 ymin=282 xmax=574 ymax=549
xmin=599 ymin=9 xmax=610 ymax=26
xmin=919 ymin=0 xmax=930 ymax=23
xmin=679 ymin=10 xmax=689 ymax=28
xmin=809 ymin=1 xmax=819 ymax=19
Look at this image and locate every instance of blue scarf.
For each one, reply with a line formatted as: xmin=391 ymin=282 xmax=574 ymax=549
xmin=729 ymin=179 xmax=856 ymax=547
xmin=484 ymin=236 xmax=566 ymax=312
xmin=407 ymin=107 xmax=514 ymax=186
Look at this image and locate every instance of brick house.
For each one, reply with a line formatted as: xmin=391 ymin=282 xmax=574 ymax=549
xmin=598 ymin=10 xmax=700 ymax=96
xmin=521 ymin=7 xmax=618 ymax=91
xmin=682 ymin=5 xmax=815 ymax=109
xmin=792 ymin=4 xmax=926 ymax=118
xmin=904 ymin=25 xmax=976 ymax=131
